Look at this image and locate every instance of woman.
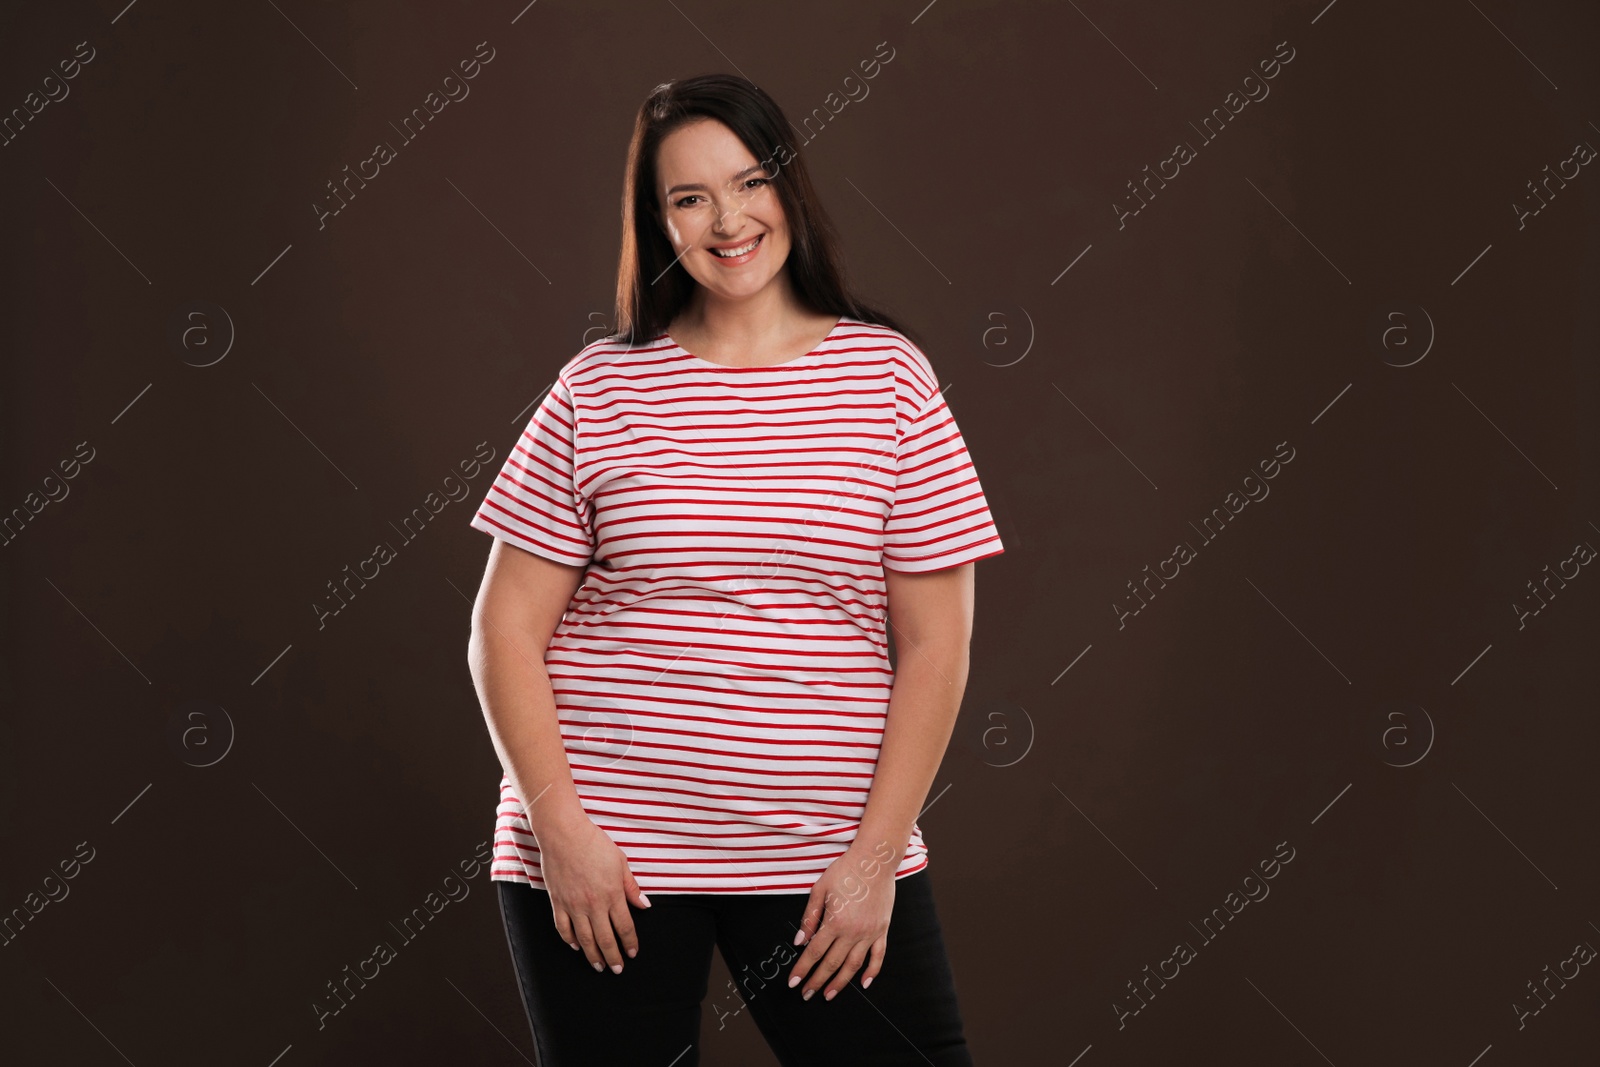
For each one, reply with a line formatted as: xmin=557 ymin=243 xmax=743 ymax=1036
xmin=466 ymin=73 xmax=1004 ymax=1066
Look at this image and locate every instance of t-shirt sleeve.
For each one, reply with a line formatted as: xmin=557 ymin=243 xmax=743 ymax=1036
xmin=468 ymin=375 xmax=595 ymax=567
xmin=882 ymin=387 xmax=1005 ymax=573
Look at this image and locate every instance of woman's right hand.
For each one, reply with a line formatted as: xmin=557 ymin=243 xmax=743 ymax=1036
xmin=535 ymin=814 xmax=651 ymax=974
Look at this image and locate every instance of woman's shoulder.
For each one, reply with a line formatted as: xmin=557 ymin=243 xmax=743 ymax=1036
xmin=839 ymin=317 xmax=940 ymax=408
xmin=553 ymin=331 xmax=677 ymax=392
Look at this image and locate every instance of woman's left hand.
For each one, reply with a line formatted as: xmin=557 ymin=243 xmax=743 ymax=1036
xmin=786 ymin=838 xmax=901 ymax=1001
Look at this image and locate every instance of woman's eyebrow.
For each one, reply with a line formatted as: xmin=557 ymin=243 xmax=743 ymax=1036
xmin=666 ymin=163 xmax=767 ymax=196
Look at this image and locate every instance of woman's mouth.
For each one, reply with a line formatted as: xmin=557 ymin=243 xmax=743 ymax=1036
xmin=708 ymin=234 xmax=763 ymax=264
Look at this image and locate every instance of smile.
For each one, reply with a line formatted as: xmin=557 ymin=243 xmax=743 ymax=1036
xmin=709 ymin=234 xmax=763 ymax=261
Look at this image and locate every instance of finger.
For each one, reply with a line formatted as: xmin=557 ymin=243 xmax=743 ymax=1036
xmin=787 ymin=927 xmax=835 ymax=991
xmin=622 ymin=869 xmax=652 ymax=911
xmin=610 ymin=899 xmax=640 ymax=960
xmin=793 ymin=890 xmax=824 ymax=947
xmin=823 ymin=941 xmax=872 ymax=1001
xmin=572 ymin=912 xmax=606 ymax=972
xmin=802 ymin=936 xmax=857 ymax=1001
xmin=591 ymin=901 xmax=626 ymax=973
xmin=861 ymin=934 xmax=887 ymax=989
xmin=552 ymin=908 xmax=579 ymax=951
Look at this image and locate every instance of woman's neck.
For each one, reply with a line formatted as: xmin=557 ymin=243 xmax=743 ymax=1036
xmin=669 ymin=283 xmax=835 ymax=362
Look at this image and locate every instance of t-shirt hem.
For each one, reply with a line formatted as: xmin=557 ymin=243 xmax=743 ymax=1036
xmin=489 ymin=853 xmax=931 ymax=895
xmin=468 ymin=510 xmax=593 ymax=568
xmin=883 ymin=542 xmax=1006 ymax=574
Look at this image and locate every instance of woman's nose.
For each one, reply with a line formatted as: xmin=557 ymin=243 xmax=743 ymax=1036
xmin=711 ymin=184 xmax=754 ymax=232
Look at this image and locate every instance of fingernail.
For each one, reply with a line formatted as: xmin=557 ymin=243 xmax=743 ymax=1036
xmin=802 ymin=988 xmax=814 ymax=1001
xmin=610 ymin=963 xmax=623 ymax=974
xmin=793 ymin=929 xmax=805 ymax=946
xmin=627 ymin=947 xmax=637 ymax=958
xmin=568 ymin=942 xmax=578 ymax=951
xmin=787 ymin=975 xmax=801 ymax=989
xmin=863 ymin=976 xmax=872 ymax=989
xmin=639 ymin=892 xmax=652 ymax=908
xmin=824 ymin=989 xmax=836 ymax=1001
xmin=591 ymin=961 xmax=602 ymax=972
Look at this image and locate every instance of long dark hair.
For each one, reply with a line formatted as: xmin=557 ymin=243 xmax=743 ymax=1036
xmin=609 ymin=73 xmax=919 ymax=349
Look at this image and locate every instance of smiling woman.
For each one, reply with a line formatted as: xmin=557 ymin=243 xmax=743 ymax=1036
xmin=468 ymin=72 xmax=1000 ymax=1066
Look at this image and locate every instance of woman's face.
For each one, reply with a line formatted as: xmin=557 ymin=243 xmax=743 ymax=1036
xmin=653 ymin=118 xmax=790 ymax=304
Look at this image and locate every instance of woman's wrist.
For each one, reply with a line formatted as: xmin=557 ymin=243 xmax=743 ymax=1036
xmin=848 ymin=830 xmax=910 ymax=875
xmin=524 ymin=791 xmax=592 ymax=844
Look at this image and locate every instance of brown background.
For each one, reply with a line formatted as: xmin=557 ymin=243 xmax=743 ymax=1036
xmin=3 ymin=0 xmax=1597 ymax=1063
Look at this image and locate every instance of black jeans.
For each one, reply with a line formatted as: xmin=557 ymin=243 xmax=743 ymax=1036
xmin=496 ymin=868 xmax=975 ymax=1066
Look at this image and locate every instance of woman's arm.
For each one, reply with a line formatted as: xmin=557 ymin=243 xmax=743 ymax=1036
xmin=467 ymin=538 xmax=649 ymax=974
xmin=784 ymin=561 xmax=978 ymax=1000
xmin=466 ymin=538 xmax=591 ymax=845
xmin=857 ymin=561 xmax=977 ymax=864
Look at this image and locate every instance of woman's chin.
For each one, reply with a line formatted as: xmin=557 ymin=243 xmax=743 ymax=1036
xmin=695 ymin=274 xmax=778 ymax=301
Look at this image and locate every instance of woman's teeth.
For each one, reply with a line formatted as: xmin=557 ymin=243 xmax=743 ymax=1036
xmin=711 ymin=235 xmax=762 ymax=258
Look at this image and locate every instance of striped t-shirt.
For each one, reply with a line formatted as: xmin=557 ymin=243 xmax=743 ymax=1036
xmin=468 ymin=315 xmax=1005 ymax=893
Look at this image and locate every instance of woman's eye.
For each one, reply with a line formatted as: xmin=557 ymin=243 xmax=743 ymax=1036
xmin=673 ymin=179 xmax=764 ymax=209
